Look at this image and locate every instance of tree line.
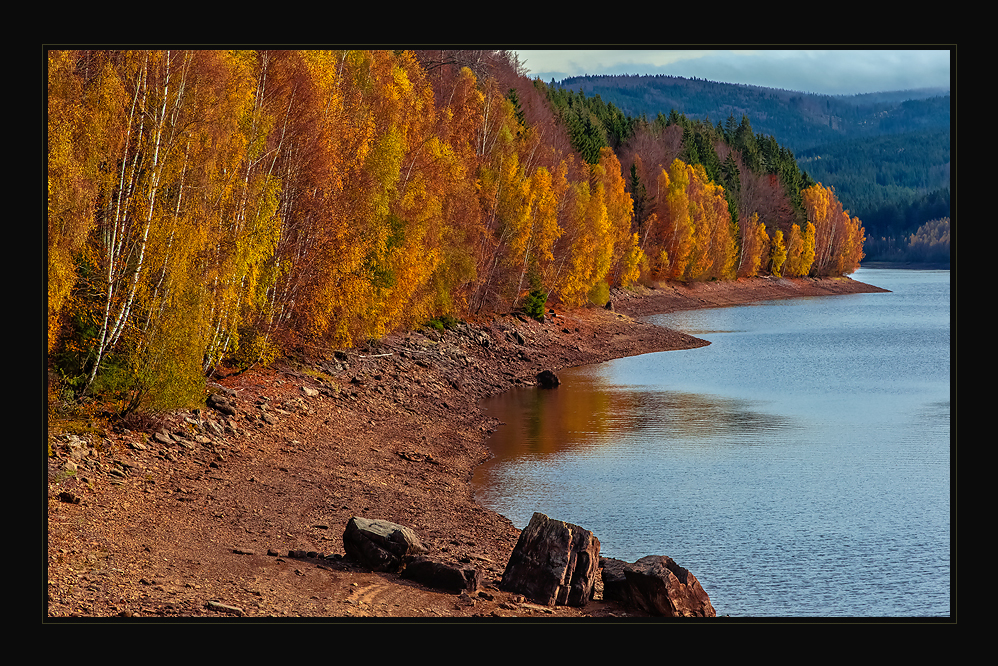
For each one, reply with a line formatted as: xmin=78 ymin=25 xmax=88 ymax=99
xmin=47 ymin=49 xmax=866 ymax=414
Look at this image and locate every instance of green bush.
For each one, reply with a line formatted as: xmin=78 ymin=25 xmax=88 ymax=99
xmin=523 ymin=287 xmax=547 ymax=321
xmin=426 ymin=314 xmax=459 ymax=332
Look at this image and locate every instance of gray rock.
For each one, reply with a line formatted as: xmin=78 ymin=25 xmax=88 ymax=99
xmin=342 ymin=517 xmax=428 ymax=573
xmin=153 ymin=430 xmax=174 ymax=445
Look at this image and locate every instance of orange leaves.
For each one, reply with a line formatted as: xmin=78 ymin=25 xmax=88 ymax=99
xmin=642 ymin=158 xmax=736 ymax=282
xmin=58 ymin=49 xmax=879 ymax=412
xmin=802 ymin=183 xmax=867 ymax=276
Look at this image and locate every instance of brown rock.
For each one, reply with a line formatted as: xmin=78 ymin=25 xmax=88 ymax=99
xmin=206 ymin=393 xmax=237 ymax=416
xmin=499 ymin=512 xmax=601 ymax=607
xmin=603 ymin=555 xmax=716 ymax=617
xmin=536 ymin=369 xmax=560 ymax=388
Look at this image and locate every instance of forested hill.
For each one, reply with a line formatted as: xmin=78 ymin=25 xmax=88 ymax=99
xmin=554 ymin=74 xmax=949 ymax=154
xmin=552 ymin=74 xmax=951 ymax=261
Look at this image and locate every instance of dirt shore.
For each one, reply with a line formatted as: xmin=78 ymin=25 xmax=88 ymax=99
xmin=46 ymin=275 xmax=889 ymax=620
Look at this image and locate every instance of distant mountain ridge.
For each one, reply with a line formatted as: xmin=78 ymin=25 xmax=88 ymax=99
xmin=553 ymin=74 xmax=949 ymax=154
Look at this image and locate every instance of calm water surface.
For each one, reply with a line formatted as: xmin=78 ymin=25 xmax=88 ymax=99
xmin=474 ymin=268 xmax=951 ymax=617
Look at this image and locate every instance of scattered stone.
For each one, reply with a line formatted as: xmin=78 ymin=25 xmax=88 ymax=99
xmin=302 ymin=385 xmax=320 ymax=398
xmin=57 ymin=491 xmax=80 ymax=504
xmin=397 ymin=450 xmax=438 ymax=464
xmin=206 ymin=600 xmax=244 ymax=616
xmin=601 ymin=555 xmax=716 ymax=617
xmin=153 ymin=430 xmax=174 ymax=445
xmin=500 ymin=512 xmax=601 ymax=607
xmin=204 ymin=419 xmax=224 ymax=436
xmin=233 ymin=547 xmax=255 ymax=555
xmin=206 ymin=393 xmax=237 ymax=416
xmin=342 ymin=516 xmax=428 ymax=573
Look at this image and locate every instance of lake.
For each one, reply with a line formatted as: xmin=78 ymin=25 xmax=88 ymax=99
xmin=474 ymin=268 xmax=951 ymax=618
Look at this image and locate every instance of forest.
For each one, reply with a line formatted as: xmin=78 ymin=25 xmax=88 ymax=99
xmin=552 ymin=73 xmax=951 ymax=261
xmin=47 ymin=49 xmax=869 ymax=415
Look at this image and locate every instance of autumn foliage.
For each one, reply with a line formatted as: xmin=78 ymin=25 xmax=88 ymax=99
xmin=47 ymin=49 xmax=869 ymax=412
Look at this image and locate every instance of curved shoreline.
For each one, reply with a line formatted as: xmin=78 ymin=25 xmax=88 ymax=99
xmin=47 ymin=275 xmax=890 ymax=619
xmin=608 ymin=274 xmax=891 ymax=319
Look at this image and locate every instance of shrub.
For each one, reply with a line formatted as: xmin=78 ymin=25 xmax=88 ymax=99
xmin=523 ymin=287 xmax=547 ymax=321
xmin=587 ymin=279 xmax=609 ymax=307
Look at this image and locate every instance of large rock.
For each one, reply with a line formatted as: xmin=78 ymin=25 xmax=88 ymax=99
xmin=536 ymin=369 xmax=561 ymax=388
xmin=342 ymin=517 xmax=428 ymax=573
xmin=601 ymin=555 xmax=716 ymax=617
xmin=400 ymin=555 xmax=482 ymax=593
xmin=499 ymin=512 xmax=601 ymax=607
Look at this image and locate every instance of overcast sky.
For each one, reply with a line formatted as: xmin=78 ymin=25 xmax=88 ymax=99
xmin=512 ymin=49 xmax=952 ymax=96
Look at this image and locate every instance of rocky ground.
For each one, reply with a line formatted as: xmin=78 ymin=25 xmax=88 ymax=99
xmin=45 ymin=276 xmax=889 ymax=621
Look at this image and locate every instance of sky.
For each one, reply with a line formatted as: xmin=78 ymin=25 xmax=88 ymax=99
xmin=512 ymin=49 xmax=952 ymax=96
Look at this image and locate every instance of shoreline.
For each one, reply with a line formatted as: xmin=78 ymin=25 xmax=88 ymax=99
xmin=46 ymin=275 xmax=890 ymax=619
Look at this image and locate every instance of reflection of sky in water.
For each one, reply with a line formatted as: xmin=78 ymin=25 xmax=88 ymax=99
xmin=476 ymin=269 xmax=950 ymax=617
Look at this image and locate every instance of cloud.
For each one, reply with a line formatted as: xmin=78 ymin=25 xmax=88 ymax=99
xmin=514 ymin=49 xmax=950 ymax=96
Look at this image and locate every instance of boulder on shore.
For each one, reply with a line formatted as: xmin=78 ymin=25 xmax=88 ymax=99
xmin=401 ymin=555 xmax=482 ymax=593
xmin=536 ymin=369 xmax=560 ymax=388
xmin=601 ymin=555 xmax=716 ymax=617
xmin=342 ymin=517 xmax=428 ymax=573
xmin=499 ymin=512 xmax=601 ymax=607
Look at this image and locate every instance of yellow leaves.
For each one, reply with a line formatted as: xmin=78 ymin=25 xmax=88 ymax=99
xmin=737 ymin=213 xmax=768 ymax=278
xmin=56 ymin=50 xmax=799 ymax=410
xmin=801 ymin=222 xmax=816 ymax=277
xmin=802 ymin=182 xmax=866 ymax=276
xmin=392 ymin=61 xmax=414 ymax=100
xmin=639 ymin=157 xmax=738 ymax=282
xmin=836 ymin=215 xmax=866 ymax=275
xmin=527 ymin=165 xmax=566 ymax=267
xmin=783 ymin=224 xmax=805 ymax=277
xmin=770 ymin=229 xmax=787 ymax=277
xmin=557 ymin=167 xmax=619 ymax=307
xmin=617 ymin=233 xmax=645 ymax=288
